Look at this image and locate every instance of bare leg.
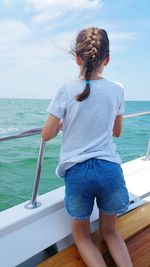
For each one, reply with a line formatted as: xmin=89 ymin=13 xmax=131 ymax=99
xmin=72 ymin=219 xmax=107 ymax=267
xmin=100 ymin=212 xmax=133 ymax=267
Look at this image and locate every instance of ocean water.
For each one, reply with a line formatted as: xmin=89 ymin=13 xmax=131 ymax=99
xmin=0 ymin=98 xmax=150 ymax=212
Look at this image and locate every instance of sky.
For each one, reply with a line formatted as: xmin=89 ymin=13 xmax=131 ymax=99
xmin=0 ymin=0 xmax=150 ymax=100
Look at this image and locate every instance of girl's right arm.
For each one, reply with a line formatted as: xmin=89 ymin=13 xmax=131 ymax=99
xmin=113 ymin=115 xmax=123 ymax=137
xmin=41 ymin=115 xmax=62 ymax=142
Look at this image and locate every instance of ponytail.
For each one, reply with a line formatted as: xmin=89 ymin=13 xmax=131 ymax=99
xmin=76 ymin=62 xmax=93 ymax=101
xmin=76 ymin=81 xmax=91 ymax=101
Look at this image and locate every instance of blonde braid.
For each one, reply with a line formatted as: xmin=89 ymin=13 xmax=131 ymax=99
xmin=75 ymin=27 xmax=109 ymax=101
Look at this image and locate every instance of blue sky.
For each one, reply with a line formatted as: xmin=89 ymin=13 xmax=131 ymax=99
xmin=0 ymin=0 xmax=150 ymax=100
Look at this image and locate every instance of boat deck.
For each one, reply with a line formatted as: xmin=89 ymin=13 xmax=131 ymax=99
xmin=37 ymin=202 xmax=150 ymax=267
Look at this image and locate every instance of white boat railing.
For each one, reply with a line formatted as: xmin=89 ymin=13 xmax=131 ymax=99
xmin=0 ymin=111 xmax=150 ymax=210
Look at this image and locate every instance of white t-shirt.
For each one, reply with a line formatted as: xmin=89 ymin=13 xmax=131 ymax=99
xmin=47 ymin=78 xmax=124 ymax=178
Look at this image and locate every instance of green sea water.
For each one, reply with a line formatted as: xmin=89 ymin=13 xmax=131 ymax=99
xmin=0 ymin=98 xmax=150 ymax=212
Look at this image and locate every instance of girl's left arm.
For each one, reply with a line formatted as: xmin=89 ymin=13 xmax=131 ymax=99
xmin=41 ymin=114 xmax=62 ymax=142
xmin=113 ymin=115 xmax=123 ymax=137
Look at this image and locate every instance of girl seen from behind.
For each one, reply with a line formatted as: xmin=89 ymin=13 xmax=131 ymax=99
xmin=42 ymin=27 xmax=133 ymax=267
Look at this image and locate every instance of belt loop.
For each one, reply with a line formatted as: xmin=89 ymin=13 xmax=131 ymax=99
xmin=88 ymin=158 xmax=93 ymax=169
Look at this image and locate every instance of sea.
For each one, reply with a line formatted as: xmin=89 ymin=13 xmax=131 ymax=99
xmin=0 ymin=98 xmax=150 ymax=212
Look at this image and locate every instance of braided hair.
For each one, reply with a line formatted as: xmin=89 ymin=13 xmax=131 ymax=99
xmin=74 ymin=27 xmax=109 ymax=101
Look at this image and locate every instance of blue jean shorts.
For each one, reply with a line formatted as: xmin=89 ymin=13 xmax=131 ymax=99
xmin=64 ymin=158 xmax=129 ymax=221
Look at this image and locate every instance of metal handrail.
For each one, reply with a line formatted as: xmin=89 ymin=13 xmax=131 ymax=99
xmin=0 ymin=111 xmax=150 ymax=142
xmin=0 ymin=111 xmax=150 ymax=209
xmin=123 ymin=111 xmax=150 ymax=119
xmin=0 ymin=128 xmax=42 ymax=142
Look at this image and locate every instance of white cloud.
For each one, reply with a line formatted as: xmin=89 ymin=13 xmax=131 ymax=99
xmin=108 ymin=31 xmax=138 ymax=52
xmin=31 ymin=10 xmax=63 ymax=24
xmin=0 ymin=29 xmax=73 ymax=70
xmin=0 ymin=20 xmax=31 ymax=43
xmin=0 ymin=35 xmax=76 ymax=99
xmin=109 ymin=32 xmax=137 ymax=41
xmin=26 ymin=0 xmax=102 ymax=11
xmin=0 ymin=22 xmax=137 ymax=66
xmin=3 ymin=0 xmax=12 ymax=7
xmin=26 ymin=0 xmax=102 ymax=24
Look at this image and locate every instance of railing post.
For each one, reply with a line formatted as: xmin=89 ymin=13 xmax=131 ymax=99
xmin=25 ymin=139 xmax=46 ymax=209
xmin=143 ymin=137 xmax=150 ymax=161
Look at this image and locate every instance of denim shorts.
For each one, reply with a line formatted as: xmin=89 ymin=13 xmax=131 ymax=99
xmin=64 ymin=158 xmax=129 ymax=221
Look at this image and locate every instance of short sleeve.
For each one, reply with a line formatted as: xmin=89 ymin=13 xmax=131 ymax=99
xmin=47 ymin=85 xmax=67 ymax=119
xmin=117 ymin=86 xmax=124 ymax=116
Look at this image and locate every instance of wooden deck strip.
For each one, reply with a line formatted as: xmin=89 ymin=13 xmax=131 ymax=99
xmin=37 ymin=203 xmax=150 ymax=267
xmin=116 ymin=203 xmax=150 ymax=240
xmin=127 ymin=226 xmax=150 ymax=267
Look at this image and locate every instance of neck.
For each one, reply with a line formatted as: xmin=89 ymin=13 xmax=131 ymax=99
xmin=90 ymin=73 xmax=104 ymax=80
xmin=80 ymin=73 xmax=104 ymax=80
